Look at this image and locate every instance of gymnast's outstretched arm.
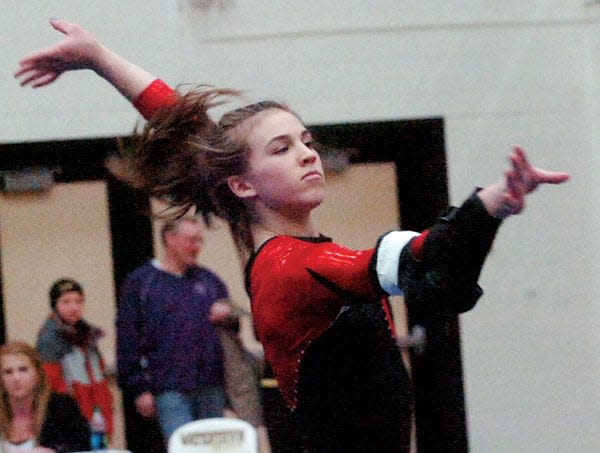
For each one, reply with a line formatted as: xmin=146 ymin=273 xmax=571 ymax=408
xmin=15 ymin=18 xmax=155 ymax=102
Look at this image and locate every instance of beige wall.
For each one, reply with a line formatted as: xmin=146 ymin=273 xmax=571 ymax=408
xmin=0 ymin=181 xmax=116 ymax=364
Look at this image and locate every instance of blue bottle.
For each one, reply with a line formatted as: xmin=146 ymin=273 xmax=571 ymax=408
xmin=90 ymin=407 xmax=107 ymax=450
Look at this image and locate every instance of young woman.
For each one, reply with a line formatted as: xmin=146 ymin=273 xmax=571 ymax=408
xmin=35 ymin=278 xmax=114 ymax=440
xmin=15 ymin=19 xmax=569 ymax=452
xmin=0 ymin=342 xmax=91 ymax=452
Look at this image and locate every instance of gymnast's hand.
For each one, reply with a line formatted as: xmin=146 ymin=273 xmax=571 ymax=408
xmin=14 ymin=19 xmax=103 ymax=88
xmin=15 ymin=18 xmax=156 ymax=101
xmin=478 ymin=146 xmax=570 ymax=219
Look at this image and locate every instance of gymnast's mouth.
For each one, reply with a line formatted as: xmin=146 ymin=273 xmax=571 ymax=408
xmin=301 ymin=170 xmax=323 ymax=180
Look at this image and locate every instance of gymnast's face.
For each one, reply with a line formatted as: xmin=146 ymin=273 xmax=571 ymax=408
xmin=229 ymin=108 xmax=325 ymax=216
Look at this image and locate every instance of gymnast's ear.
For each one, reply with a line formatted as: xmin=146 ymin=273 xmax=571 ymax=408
xmin=227 ymin=175 xmax=256 ymax=199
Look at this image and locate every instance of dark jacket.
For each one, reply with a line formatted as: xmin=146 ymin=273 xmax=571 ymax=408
xmin=39 ymin=393 xmax=91 ymax=452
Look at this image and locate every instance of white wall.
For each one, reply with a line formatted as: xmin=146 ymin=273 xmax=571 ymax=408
xmin=2 ymin=1 xmax=599 ymax=451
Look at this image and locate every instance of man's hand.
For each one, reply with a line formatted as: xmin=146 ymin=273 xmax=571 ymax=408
xmin=135 ymin=391 xmax=156 ymax=418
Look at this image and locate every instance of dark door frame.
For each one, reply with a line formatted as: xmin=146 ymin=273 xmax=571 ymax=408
xmin=0 ymin=118 xmax=468 ymax=452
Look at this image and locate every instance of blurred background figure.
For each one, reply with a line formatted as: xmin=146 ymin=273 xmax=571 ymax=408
xmin=0 ymin=341 xmax=91 ymax=452
xmin=117 ymin=216 xmax=261 ymax=450
xmin=36 ymin=278 xmax=114 ymax=442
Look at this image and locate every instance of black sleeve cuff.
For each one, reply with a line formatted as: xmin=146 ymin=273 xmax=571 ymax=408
xmin=400 ymin=189 xmax=502 ymax=315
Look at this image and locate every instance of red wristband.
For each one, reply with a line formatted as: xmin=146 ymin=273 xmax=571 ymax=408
xmin=410 ymin=230 xmax=429 ymax=261
xmin=132 ymin=79 xmax=178 ymax=120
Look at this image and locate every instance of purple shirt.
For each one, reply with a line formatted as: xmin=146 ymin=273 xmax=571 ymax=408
xmin=117 ymin=261 xmax=228 ymax=396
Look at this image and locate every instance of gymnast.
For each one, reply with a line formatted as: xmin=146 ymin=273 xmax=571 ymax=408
xmin=15 ymin=19 xmax=569 ymax=452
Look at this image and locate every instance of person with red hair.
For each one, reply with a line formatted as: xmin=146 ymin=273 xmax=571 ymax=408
xmin=0 ymin=341 xmax=91 ymax=452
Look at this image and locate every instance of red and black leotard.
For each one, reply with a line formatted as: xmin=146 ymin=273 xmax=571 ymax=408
xmin=246 ymin=235 xmax=414 ymax=452
xmin=133 ymin=80 xmax=502 ymax=452
xmin=245 ymin=194 xmax=501 ymax=452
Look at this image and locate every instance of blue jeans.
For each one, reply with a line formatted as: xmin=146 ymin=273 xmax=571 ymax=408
xmin=155 ymin=386 xmax=227 ymax=439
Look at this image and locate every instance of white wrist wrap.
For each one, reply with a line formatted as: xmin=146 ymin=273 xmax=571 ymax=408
xmin=376 ymin=230 xmax=420 ymax=296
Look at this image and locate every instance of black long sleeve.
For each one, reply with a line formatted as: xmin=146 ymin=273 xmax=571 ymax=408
xmin=39 ymin=393 xmax=92 ymax=453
